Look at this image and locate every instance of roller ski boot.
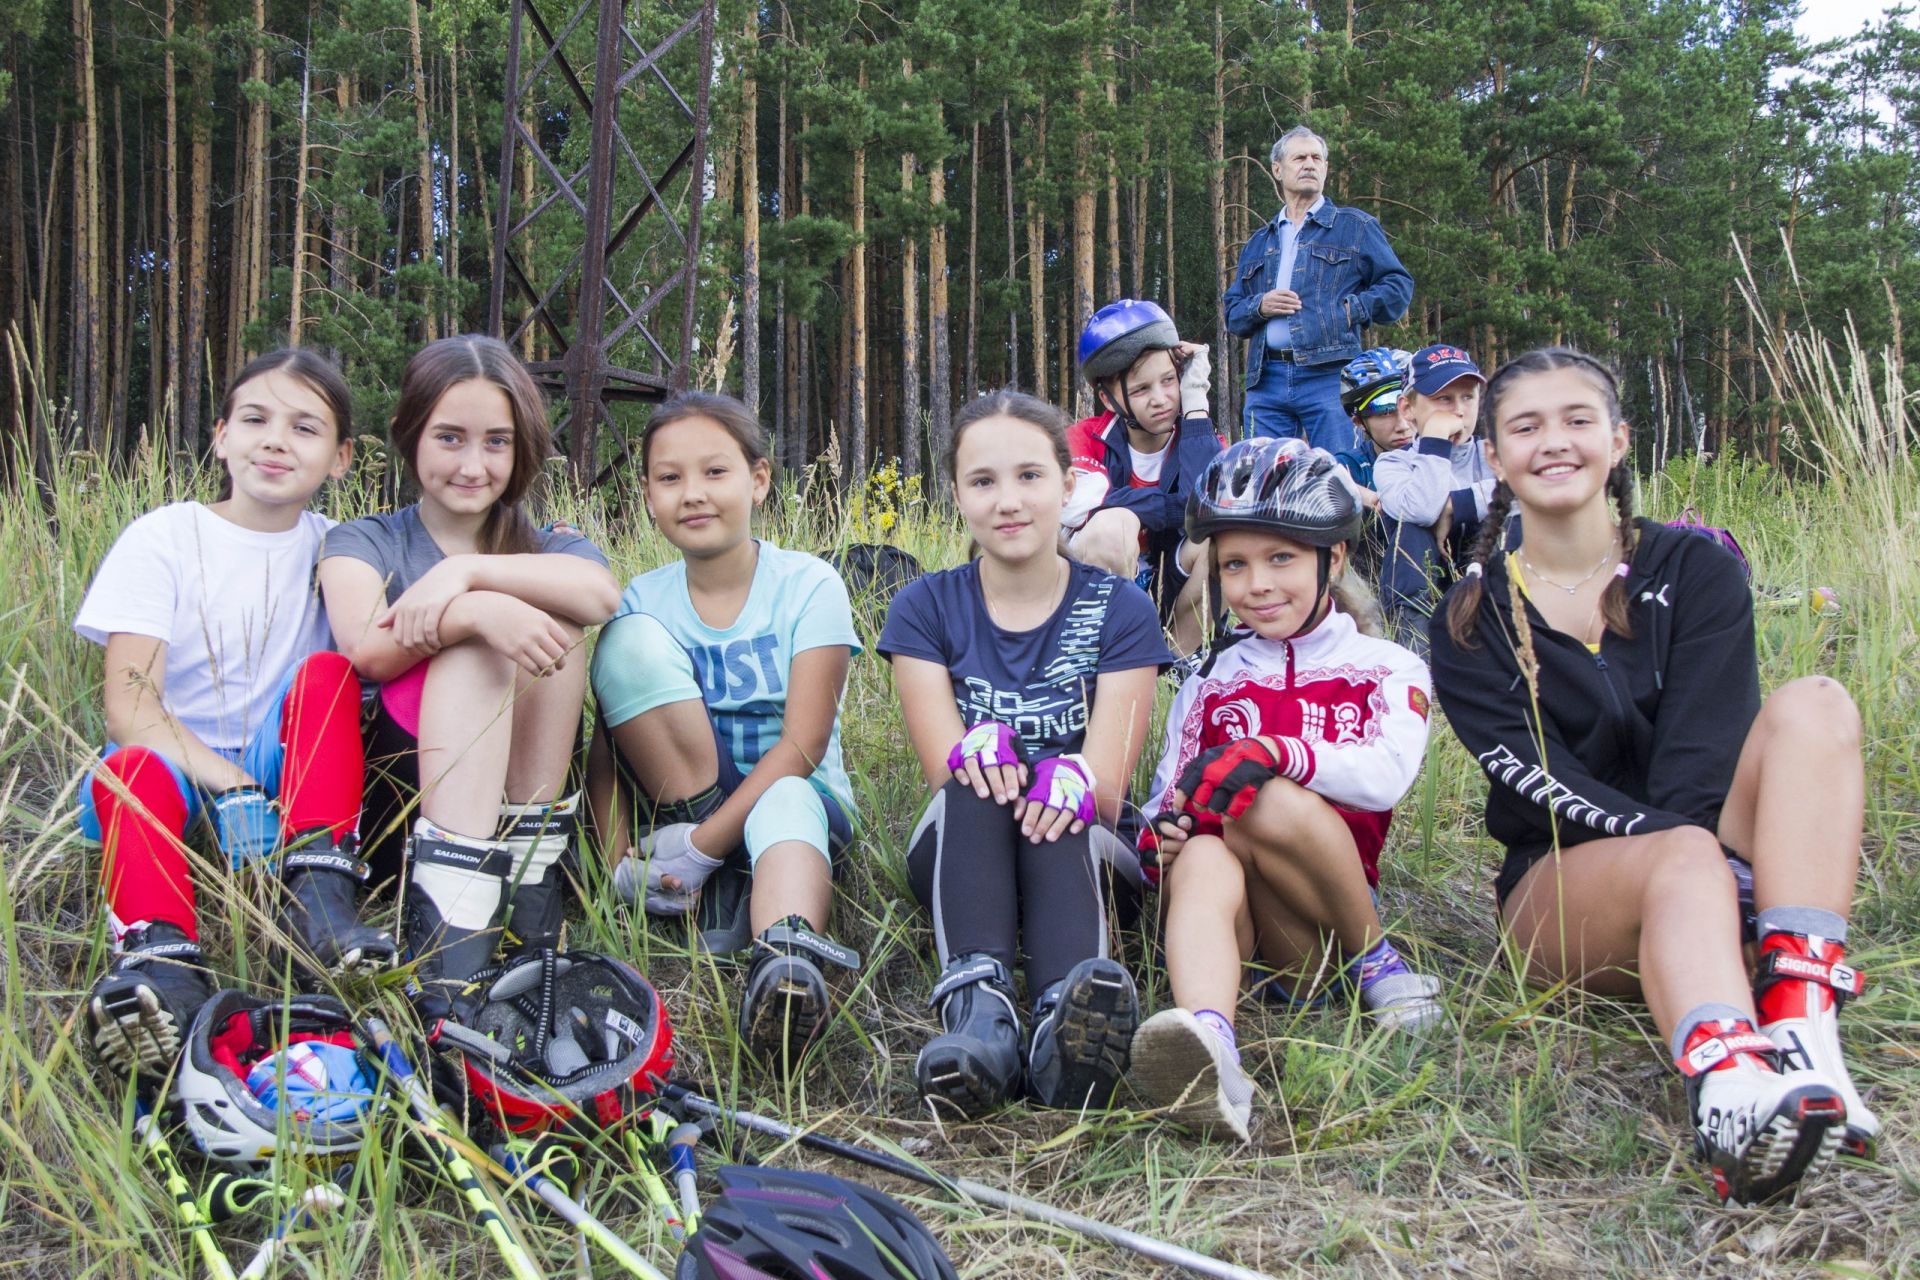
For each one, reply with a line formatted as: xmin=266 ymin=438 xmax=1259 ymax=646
xmin=739 ymin=915 xmax=861 ymax=1069
xmin=86 ymin=921 xmax=213 ymax=1076
xmin=916 ymin=954 xmax=1024 ymax=1118
xmin=1026 ymin=956 xmax=1138 ymax=1111
xmin=1756 ymin=930 xmax=1877 ymax=1159
xmin=403 ymin=818 xmax=513 ymax=1019
xmin=1680 ymin=1017 xmax=1847 ymax=1204
xmin=278 ymin=827 xmax=397 ymax=980
xmin=499 ymin=794 xmax=580 ymax=959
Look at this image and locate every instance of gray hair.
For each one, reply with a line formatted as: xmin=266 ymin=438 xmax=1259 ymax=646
xmin=1270 ymin=125 xmax=1328 ymax=165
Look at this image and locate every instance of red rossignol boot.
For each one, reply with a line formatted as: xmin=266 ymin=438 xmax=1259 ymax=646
xmin=1756 ymin=931 xmax=1876 ymax=1158
xmin=1678 ymin=1017 xmax=1846 ymax=1205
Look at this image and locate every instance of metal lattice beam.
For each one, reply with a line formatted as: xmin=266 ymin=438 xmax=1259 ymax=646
xmin=488 ymin=0 xmax=716 ymax=483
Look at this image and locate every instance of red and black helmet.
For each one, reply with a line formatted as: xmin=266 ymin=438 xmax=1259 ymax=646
xmin=446 ymin=951 xmax=673 ymax=1136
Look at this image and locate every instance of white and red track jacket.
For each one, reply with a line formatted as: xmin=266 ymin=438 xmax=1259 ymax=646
xmin=1144 ymin=606 xmax=1432 ymax=884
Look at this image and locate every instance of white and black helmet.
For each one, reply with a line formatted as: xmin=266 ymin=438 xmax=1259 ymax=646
xmin=175 ymin=990 xmax=376 ymax=1170
xmin=1185 ymin=438 xmax=1362 ymax=547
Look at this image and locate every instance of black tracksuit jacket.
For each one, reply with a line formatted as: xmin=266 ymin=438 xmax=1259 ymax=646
xmin=1427 ymin=519 xmax=1762 ymax=903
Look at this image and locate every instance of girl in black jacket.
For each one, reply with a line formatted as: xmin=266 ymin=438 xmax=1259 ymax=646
xmin=1428 ymin=347 xmax=1873 ymax=1206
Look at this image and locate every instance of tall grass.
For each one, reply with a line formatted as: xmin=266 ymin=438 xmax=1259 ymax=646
xmin=1 ymin=345 xmax=1915 ymax=1277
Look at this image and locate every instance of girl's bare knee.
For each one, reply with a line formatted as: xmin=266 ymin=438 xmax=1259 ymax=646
xmin=1764 ymin=675 xmax=1860 ymax=751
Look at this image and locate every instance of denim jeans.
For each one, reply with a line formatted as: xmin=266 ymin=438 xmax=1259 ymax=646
xmin=1243 ymin=361 xmax=1361 ymax=453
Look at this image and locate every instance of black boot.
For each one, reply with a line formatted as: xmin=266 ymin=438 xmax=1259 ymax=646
xmin=1026 ymin=956 xmax=1138 ymax=1110
xmin=499 ymin=794 xmax=580 ymax=959
xmin=278 ymin=829 xmax=398 ymax=980
xmin=915 ymin=954 xmax=1024 ymax=1118
xmin=86 ymin=921 xmax=214 ymax=1076
xmin=738 ymin=916 xmax=862 ymax=1070
xmin=403 ymin=819 xmax=513 ymax=1012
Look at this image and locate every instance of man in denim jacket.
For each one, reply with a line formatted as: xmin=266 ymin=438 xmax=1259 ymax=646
xmin=1225 ymin=126 xmax=1414 ymax=453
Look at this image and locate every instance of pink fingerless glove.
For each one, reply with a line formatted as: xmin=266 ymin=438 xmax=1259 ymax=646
xmin=948 ymin=721 xmax=1021 ymax=774
xmin=1025 ymin=754 xmax=1097 ymax=824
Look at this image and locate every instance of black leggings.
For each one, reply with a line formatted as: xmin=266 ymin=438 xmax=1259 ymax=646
xmin=905 ymin=779 xmax=1140 ymax=995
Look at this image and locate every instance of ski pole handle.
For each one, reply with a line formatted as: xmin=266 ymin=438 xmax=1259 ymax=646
xmin=666 ymin=1123 xmax=702 ymax=1230
xmin=491 ymin=1143 xmax=671 ymax=1280
xmin=134 ymin=1101 xmax=240 ymax=1280
xmin=358 ymin=1017 xmax=547 ymax=1280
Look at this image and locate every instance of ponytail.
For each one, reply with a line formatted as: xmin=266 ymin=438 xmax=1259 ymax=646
xmin=1598 ymin=463 xmax=1639 ymax=641
xmin=1442 ymin=480 xmax=1514 ymax=648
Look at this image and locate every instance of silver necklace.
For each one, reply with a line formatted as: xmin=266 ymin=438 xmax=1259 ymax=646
xmin=1521 ymin=542 xmax=1618 ymax=596
xmin=985 ymin=557 xmax=1067 ymax=629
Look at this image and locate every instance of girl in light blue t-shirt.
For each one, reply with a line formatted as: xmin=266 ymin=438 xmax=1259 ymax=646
xmin=588 ymin=391 xmax=861 ymax=1074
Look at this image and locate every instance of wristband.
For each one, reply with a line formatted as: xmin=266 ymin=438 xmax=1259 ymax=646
xmin=212 ymin=785 xmax=278 ymax=869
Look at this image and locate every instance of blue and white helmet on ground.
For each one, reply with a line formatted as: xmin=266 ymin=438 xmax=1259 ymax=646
xmin=1078 ymin=299 xmax=1179 ymax=383
xmin=1339 ymin=347 xmax=1412 ymax=415
xmin=1185 ymin=438 xmax=1362 ymax=547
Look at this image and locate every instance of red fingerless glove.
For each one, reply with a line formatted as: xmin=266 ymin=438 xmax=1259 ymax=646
xmin=1176 ymin=737 xmax=1283 ymax=821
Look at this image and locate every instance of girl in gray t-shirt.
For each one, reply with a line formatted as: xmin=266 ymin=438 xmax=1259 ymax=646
xmin=319 ymin=336 xmax=620 ymax=1044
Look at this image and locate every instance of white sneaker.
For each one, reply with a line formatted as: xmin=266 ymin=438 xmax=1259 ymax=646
xmin=1130 ymin=1009 xmax=1255 ymax=1142
xmin=1756 ymin=933 xmax=1878 ymax=1158
xmin=1681 ymin=1019 xmax=1847 ymax=1205
xmin=1358 ymin=971 xmax=1446 ymax=1035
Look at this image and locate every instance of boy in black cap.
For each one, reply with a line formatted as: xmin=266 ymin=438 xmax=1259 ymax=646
xmin=1371 ymin=343 xmax=1493 ymax=652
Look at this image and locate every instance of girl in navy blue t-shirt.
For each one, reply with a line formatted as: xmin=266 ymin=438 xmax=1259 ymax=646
xmin=879 ymin=389 xmax=1171 ymax=1118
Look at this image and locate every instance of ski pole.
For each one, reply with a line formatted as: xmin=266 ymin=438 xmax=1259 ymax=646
xmin=490 ymin=1141 xmax=672 ymax=1280
xmin=665 ymin=1123 xmax=702 ymax=1231
xmin=623 ymin=1116 xmax=687 ymax=1242
xmin=656 ymin=1083 xmax=1281 ymax=1280
xmin=357 ymin=1017 xmax=547 ymax=1280
xmin=133 ymin=1099 xmax=239 ymax=1280
xmin=236 ymin=1185 xmax=349 ymax=1280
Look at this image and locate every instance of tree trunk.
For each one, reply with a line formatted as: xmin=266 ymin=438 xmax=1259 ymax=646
xmin=774 ymin=54 xmax=789 ymax=463
xmin=447 ymin=29 xmax=462 ymax=336
xmin=741 ymin=7 xmax=761 ymax=414
xmin=929 ymin=151 xmax=951 ymax=499
xmin=1072 ymin=64 xmax=1095 ymax=419
xmin=290 ymin=32 xmax=313 ymax=344
xmin=899 ymin=58 xmax=920 ymax=474
xmin=1210 ymin=2 xmax=1229 ymax=430
xmin=1025 ymin=102 xmax=1047 ymax=402
xmin=182 ymin=0 xmax=212 ymax=447
xmin=163 ymin=0 xmax=182 ymax=441
xmin=246 ymin=0 xmax=268 ymax=356
xmin=1133 ymin=135 xmax=1147 ymax=298
xmin=848 ymin=62 xmax=868 ymax=485
xmin=1164 ymin=164 xmax=1175 ymax=317
xmin=1104 ymin=62 xmax=1120 ymax=302
xmin=964 ymin=105 xmax=980 ymax=401
xmin=408 ymin=0 xmax=436 ymax=341
xmin=110 ymin=38 xmax=129 ymax=450
xmin=73 ymin=0 xmax=103 ymax=446
xmin=1003 ymin=102 xmax=1018 ymax=389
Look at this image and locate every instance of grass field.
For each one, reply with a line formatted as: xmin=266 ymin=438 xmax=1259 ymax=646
xmin=1 ymin=340 xmax=1915 ymax=1278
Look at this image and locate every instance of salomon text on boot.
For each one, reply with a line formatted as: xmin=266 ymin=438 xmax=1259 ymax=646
xmin=739 ymin=915 xmax=861 ymax=1070
xmin=916 ymin=954 xmax=1024 ymax=1118
xmin=403 ymin=818 xmax=513 ymax=1016
xmin=499 ymin=793 xmax=581 ymax=960
xmin=278 ymin=828 xmax=397 ymax=980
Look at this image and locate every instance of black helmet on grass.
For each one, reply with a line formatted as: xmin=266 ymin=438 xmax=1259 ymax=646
xmin=680 ymin=1165 xmax=959 ymax=1280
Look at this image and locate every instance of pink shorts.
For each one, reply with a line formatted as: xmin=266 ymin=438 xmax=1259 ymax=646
xmin=379 ymin=662 xmax=429 ymax=737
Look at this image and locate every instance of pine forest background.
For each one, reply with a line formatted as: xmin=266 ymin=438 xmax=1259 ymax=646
xmin=5 ymin=0 xmax=1920 ymax=491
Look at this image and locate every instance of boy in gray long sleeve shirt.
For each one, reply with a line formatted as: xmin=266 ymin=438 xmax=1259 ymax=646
xmin=1370 ymin=343 xmax=1489 ymax=652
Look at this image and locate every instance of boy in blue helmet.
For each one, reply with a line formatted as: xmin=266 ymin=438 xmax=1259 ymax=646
xmin=1333 ymin=347 xmax=1414 ymax=500
xmin=1065 ymin=299 xmax=1225 ymax=654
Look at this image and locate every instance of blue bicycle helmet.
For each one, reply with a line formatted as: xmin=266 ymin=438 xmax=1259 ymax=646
xmin=1339 ymin=347 xmax=1412 ymax=415
xmin=1078 ymin=299 xmax=1179 ymax=384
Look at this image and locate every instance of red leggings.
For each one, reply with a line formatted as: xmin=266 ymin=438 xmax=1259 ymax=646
xmin=93 ymin=651 xmax=364 ymax=942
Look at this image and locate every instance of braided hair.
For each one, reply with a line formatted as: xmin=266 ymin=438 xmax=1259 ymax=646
xmin=1443 ymin=347 xmax=1639 ymax=649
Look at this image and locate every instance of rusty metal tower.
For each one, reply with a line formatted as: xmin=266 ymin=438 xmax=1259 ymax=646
xmin=488 ymin=0 xmax=717 ymax=483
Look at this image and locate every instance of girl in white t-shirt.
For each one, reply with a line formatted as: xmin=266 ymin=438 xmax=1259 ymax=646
xmin=319 ymin=336 xmax=619 ymax=1016
xmin=76 ymin=349 xmax=395 ymax=1078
